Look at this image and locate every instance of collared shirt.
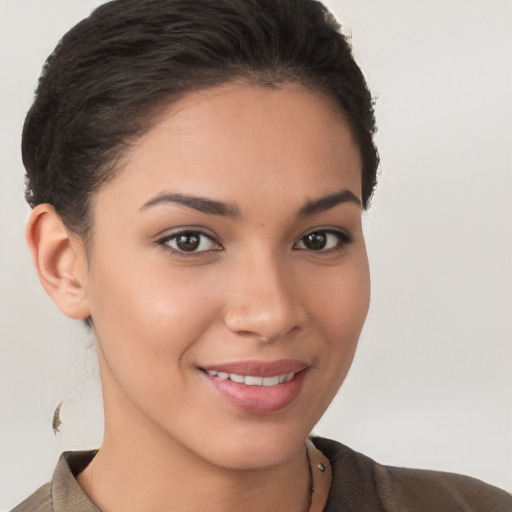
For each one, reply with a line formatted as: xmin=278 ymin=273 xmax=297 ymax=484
xmin=11 ymin=438 xmax=512 ymax=511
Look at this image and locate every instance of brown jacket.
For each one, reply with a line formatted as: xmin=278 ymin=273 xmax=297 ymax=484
xmin=11 ymin=437 xmax=512 ymax=511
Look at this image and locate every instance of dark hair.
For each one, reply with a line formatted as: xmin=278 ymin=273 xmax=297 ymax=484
xmin=23 ymin=0 xmax=378 ymax=241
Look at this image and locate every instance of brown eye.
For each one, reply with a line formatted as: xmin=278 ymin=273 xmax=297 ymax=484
xmin=176 ymin=232 xmax=201 ymax=251
xmin=160 ymin=230 xmax=220 ymax=254
xmin=295 ymin=229 xmax=352 ymax=252
xmin=303 ymin=232 xmax=328 ymax=250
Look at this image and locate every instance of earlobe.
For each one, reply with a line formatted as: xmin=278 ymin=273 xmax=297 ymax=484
xmin=26 ymin=204 xmax=91 ymax=320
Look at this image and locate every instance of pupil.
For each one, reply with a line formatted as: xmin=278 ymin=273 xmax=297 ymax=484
xmin=177 ymin=233 xmax=200 ymax=251
xmin=304 ymin=232 xmax=326 ymax=250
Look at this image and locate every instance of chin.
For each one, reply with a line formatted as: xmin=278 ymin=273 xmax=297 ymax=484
xmin=188 ymin=418 xmax=316 ymax=471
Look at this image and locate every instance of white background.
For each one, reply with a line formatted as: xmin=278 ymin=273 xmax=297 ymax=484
xmin=1 ymin=0 xmax=511 ymax=508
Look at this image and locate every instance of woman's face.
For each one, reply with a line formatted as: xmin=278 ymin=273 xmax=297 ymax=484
xmin=82 ymin=82 xmax=370 ymax=469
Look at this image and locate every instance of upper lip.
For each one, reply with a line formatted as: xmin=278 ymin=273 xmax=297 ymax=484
xmin=200 ymin=359 xmax=308 ymax=377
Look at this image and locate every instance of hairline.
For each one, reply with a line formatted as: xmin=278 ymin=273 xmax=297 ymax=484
xmin=80 ymin=77 xmax=363 ymax=260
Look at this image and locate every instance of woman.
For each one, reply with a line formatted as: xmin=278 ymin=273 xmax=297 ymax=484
xmin=7 ymin=0 xmax=512 ymax=510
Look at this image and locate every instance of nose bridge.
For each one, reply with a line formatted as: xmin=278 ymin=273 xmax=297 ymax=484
xmin=224 ymin=248 xmax=304 ymax=341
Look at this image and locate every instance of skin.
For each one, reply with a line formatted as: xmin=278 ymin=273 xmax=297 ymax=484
xmin=28 ymin=82 xmax=370 ymax=512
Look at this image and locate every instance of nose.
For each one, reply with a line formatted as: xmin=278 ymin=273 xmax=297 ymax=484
xmin=223 ymin=253 xmax=306 ymax=343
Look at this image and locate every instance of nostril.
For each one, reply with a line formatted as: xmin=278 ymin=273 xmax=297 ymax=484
xmin=223 ymin=274 xmax=306 ymax=341
xmin=225 ymin=315 xmax=303 ymax=344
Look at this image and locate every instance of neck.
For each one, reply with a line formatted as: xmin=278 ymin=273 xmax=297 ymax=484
xmin=77 ymin=424 xmax=312 ymax=512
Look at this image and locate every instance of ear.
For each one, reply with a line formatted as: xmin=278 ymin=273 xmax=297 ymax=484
xmin=26 ymin=204 xmax=91 ymax=320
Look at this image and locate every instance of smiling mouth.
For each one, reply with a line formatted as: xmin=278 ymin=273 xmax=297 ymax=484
xmin=199 ymin=361 xmax=308 ymax=413
xmin=204 ymin=369 xmax=296 ymax=387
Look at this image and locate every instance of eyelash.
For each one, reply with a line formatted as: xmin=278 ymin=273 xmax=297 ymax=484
xmin=156 ymin=230 xmax=221 ymax=257
xmin=294 ymin=229 xmax=353 ymax=253
xmin=156 ymin=228 xmax=352 ymax=257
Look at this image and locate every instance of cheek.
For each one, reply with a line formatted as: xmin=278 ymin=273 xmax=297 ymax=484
xmin=86 ymin=260 xmax=226 ymax=423
xmin=310 ymin=256 xmax=370 ymax=335
xmin=306 ymin=253 xmax=370 ymax=377
xmin=85 ymin=257 xmax=221 ymax=370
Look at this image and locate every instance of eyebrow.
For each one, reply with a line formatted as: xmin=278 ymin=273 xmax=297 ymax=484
xmin=297 ymin=189 xmax=362 ymax=217
xmin=140 ymin=188 xmax=361 ymax=218
xmin=140 ymin=192 xmax=241 ymax=218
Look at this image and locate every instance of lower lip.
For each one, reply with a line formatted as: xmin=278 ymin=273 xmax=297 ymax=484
xmin=204 ymin=370 xmax=308 ymax=414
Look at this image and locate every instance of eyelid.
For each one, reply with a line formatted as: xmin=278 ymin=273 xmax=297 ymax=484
xmin=294 ymin=227 xmax=353 ymax=251
xmin=156 ymin=227 xmax=223 ymax=256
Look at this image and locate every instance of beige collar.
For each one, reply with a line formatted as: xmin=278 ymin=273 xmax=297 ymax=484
xmin=307 ymin=438 xmax=332 ymax=512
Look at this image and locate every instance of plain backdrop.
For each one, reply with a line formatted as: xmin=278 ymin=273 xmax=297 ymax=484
xmin=1 ymin=0 xmax=511 ymax=508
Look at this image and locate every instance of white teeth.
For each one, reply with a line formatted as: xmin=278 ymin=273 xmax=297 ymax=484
xmin=262 ymin=376 xmax=280 ymax=387
xmin=245 ymin=376 xmax=263 ymax=386
xmin=206 ymin=370 xmax=296 ymax=386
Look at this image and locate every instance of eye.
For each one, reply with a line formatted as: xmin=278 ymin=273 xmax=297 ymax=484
xmin=158 ymin=230 xmax=221 ymax=254
xmin=294 ymin=229 xmax=352 ymax=252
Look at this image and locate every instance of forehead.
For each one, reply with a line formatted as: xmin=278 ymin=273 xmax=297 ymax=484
xmin=94 ymin=82 xmax=362 ymax=215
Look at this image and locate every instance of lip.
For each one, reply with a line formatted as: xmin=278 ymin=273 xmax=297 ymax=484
xmin=200 ymin=359 xmax=309 ymax=414
xmin=201 ymin=359 xmax=308 ymax=377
